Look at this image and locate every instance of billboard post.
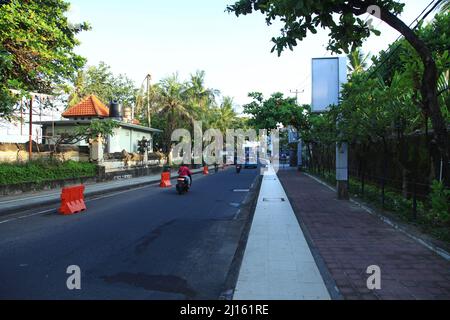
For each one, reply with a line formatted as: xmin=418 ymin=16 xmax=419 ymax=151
xmin=311 ymin=57 xmax=349 ymax=200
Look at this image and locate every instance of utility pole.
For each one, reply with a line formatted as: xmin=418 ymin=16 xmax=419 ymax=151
xmin=290 ymin=89 xmax=304 ymax=104
xmin=146 ymin=73 xmax=152 ymax=128
xmin=28 ymin=96 xmax=33 ymax=161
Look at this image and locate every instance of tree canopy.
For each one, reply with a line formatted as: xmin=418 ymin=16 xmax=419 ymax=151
xmin=0 ymin=0 xmax=90 ymax=119
xmin=227 ymin=0 xmax=449 ymax=182
xmin=66 ymin=62 xmax=137 ymax=108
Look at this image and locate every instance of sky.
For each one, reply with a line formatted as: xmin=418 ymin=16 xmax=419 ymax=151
xmin=67 ymin=0 xmax=436 ymax=112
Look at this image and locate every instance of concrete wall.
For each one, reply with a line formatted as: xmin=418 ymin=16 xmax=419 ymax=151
xmin=43 ymin=125 xmax=89 ymax=146
xmin=0 ymin=143 xmax=89 ymax=163
xmin=108 ymin=127 xmax=153 ymax=153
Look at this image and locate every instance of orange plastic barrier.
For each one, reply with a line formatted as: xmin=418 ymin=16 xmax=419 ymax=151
xmin=59 ymin=185 xmax=87 ymax=215
xmin=203 ymin=166 xmax=209 ymax=175
xmin=160 ymin=172 xmax=172 ymax=188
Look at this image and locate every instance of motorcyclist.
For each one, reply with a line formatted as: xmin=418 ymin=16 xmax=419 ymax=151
xmin=178 ymin=164 xmax=192 ymax=186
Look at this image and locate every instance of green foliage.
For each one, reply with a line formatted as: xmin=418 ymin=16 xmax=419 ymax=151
xmin=243 ymin=92 xmax=310 ymax=131
xmin=428 ymin=180 xmax=450 ymax=225
xmin=307 ymin=168 xmax=450 ymax=243
xmin=66 ymin=62 xmax=137 ymax=107
xmin=143 ymin=71 xmax=244 ymax=153
xmin=0 ymin=0 xmax=90 ymax=119
xmin=0 ymin=160 xmax=96 ymax=186
xmin=227 ymin=0 xmax=404 ymax=55
xmin=75 ymin=119 xmax=120 ymax=141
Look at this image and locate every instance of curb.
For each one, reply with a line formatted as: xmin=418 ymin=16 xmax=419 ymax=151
xmin=219 ymin=173 xmax=263 ymax=300
xmin=277 ymin=172 xmax=344 ymax=300
xmin=0 ymin=166 xmax=216 ymax=217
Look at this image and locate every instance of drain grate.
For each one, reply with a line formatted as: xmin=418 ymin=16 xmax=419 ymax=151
xmin=262 ymin=197 xmax=285 ymax=202
xmin=233 ymin=189 xmax=250 ymax=192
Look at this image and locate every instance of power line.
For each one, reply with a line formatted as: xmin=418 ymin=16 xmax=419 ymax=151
xmin=367 ymin=0 xmax=443 ymax=79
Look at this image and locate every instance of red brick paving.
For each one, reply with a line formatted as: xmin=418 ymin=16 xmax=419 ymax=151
xmin=278 ymin=171 xmax=450 ymax=300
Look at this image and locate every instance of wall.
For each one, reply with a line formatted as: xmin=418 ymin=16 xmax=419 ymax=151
xmin=42 ymin=125 xmax=89 ymax=146
xmin=108 ymin=127 xmax=152 ymax=153
xmin=0 ymin=143 xmax=89 ymax=163
xmin=0 ymin=107 xmax=62 ymax=144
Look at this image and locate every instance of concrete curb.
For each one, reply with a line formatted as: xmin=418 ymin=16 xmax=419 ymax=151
xmin=278 ymin=172 xmax=344 ymax=300
xmin=219 ymin=173 xmax=263 ymax=300
xmin=0 ymin=166 xmax=216 ymax=217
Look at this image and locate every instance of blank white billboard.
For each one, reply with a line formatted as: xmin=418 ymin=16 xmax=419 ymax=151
xmin=311 ymin=57 xmax=347 ymax=112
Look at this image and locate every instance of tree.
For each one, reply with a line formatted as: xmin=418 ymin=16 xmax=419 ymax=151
xmin=243 ymin=92 xmax=309 ymax=131
xmin=227 ymin=0 xmax=449 ymax=183
xmin=0 ymin=0 xmax=90 ymax=119
xmin=211 ymin=96 xmax=238 ymax=133
xmin=66 ymin=62 xmax=138 ymax=108
xmin=347 ymin=48 xmax=370 ymax=74
xmin=186 ymin=70 xmax=220 ymax=128
xmin=152 ymin=74 xmax=193 ymax=157
xmin=49 ymin=119 xmax=119 ymax=155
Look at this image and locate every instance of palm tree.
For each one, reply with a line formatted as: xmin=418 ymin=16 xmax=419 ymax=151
xmin=153 ymin=74 xmax=193 ymax=160
xmin=347 ymin=48 xmax=370 ymax=75
xmin=67 ymin=70 xmax=85 ymax=107
xmin=212 ymin=96 xmax=238 ymax=133
xmin=187 ymin=70 xmax=220 ymax=126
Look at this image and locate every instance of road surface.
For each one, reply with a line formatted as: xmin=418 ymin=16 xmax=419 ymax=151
xmin=0 ymin=167 xmax=259 ymax=299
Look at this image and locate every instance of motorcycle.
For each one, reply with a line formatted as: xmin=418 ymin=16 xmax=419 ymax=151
xmin=176 ymin=176 xmax=190 ymax=195
xmin=236 ymin=164 xmax=242 ymax=174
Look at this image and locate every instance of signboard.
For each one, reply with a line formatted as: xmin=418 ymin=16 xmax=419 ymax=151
xmin=311 ymin=57 xmax=347 ymax=112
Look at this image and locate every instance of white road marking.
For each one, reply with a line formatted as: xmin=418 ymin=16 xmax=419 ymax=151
xmin=0 ymin=208 xmax=55 ymax=224
xmin=0 ymin=170 xmax=209 ymax=225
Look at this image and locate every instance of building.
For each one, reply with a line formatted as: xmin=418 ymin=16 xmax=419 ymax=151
xmin=0 ymin=97 xmax=62 ymax=144
xmin=35 ymin=95 xmax=162 ymax=153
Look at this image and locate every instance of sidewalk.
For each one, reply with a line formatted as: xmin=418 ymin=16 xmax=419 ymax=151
xmin=233 ymin=165 xmax=330 ymax=300
xmin=0 ymin=166 xmax=211 ymax=216
xmin=278 ymin=170 xmax=450 ymax=300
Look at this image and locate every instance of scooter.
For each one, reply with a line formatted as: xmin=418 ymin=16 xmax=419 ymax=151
xmin=176 ymin=176 xmax=190 ymax=195
xmin=236 ymin=164 xmax=242 ymax=174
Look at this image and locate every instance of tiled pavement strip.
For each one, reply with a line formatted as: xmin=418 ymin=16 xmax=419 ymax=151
xmin=277 ymin=170 xmax=450 ymax=300
xmin=234 ymin=165 xmax=331 ymax=300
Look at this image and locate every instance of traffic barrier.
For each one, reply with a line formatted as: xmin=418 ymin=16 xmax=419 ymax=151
xmin=203 ymin=166 xmax=209 ymax=175
xmin=160 ymin=172 xmax=172 ymax=188
xmin=59 ymin=185 xmax=86 ymax=215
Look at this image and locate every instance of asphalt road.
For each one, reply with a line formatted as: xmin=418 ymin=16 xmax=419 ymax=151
xmin=0 ymin=167 xmax=259 ymax=299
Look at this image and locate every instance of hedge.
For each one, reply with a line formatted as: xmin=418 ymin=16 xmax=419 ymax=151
xmin=0 ymin=160 xmax=97 ymax=186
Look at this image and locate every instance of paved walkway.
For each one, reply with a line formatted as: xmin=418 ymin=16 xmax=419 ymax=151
xmin=233 ymin=165 xmax=330 ymax=300
xmin=0 ymin=166 xmax=211 ymax=215
xmin=278 ymin=170 xmax=450 ymax=300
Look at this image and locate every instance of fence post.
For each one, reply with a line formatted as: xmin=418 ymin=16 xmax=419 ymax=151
xmin=381 ymin=176 xmax=385 ymax=209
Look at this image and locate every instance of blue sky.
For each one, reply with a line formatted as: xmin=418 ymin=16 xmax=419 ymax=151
xmin=68 ymin=0 xmax=433 ymax=112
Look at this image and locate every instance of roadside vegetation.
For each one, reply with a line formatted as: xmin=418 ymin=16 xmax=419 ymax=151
xmin=0 ymin=160 xmax=97 ymax=186
xmin=237 ymin=8 xmax=449 ymax=243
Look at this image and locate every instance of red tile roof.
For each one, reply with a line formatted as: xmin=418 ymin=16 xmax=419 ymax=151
xmin=62 ymin=95 xmax=110 ymax=118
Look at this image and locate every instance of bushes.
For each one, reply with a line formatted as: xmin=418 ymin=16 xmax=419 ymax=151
xmin=307 ymin=168 xmax=450 ymax=243
xmin=0 ymin=160 xmax=97 ymax=186
xmin=428 ymin=180 xmax=450 ymax=225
